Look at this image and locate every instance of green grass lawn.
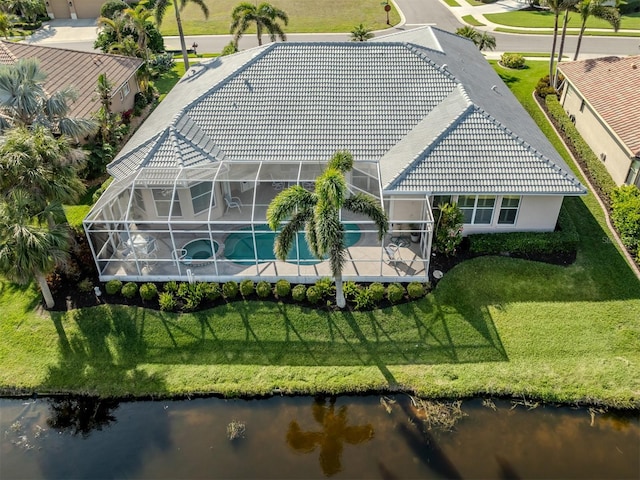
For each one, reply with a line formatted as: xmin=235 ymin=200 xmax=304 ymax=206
xmin=157 ymin=0 xmax=400 ymax=36
xmin=462 ymin=14 xmax=485 ymax=26
xmin=495 ymin=27 xmax=640 ymax=36
xmin=486 ymin=10 xmax=640 ymax=30
xmin=1 ymin=62 xmax=638 ymax=407
xmin=443 ymin=0 xmax=461 ymax=7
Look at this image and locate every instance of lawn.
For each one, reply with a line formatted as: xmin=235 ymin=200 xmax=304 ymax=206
xmin=1 ymin=62 xmax=638 ymax=407
xmin=485 ymin=10 xmax=640 ymax=30
xmin=462 ymin=14 xmax=485 ymax=26
xmin=494 ymin=27 xmax=640 ymax=36
xmin=157 ymin=0 xmax=401 ymax=36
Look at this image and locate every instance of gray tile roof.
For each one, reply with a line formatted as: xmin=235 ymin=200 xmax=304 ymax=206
xmin=109 ymin=27 xmax=585 ymax=196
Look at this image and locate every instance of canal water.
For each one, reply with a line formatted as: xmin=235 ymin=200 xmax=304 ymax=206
xmin=1 ymin=395 xmax=638 ymax=479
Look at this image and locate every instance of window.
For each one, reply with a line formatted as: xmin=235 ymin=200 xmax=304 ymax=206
xmin=119 ymin=81 xmax=130 ymax=101
xmin=498 ymin=196 xmax=520 ymax=225
xmin=579 ymin=100 xmax=585 ymax=112
xmin=190 ymin=182 xmax=214 ymax=214
xmin=431 ymin=195 xmax=452 ymax=219
xmin=458 ymin=195 xmax=496 ymax=225
xmin=153 ymin=189 xmax=182 ymax=217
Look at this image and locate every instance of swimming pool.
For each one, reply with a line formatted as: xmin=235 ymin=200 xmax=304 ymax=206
xmin=181 ymin=239 xmax=221 ymax=265
xmin=224 ymin=224 xmax=361 ymax=265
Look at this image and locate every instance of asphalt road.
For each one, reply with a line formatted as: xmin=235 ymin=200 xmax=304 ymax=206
xmin=30 ymin=0 xmax=640 ymax=57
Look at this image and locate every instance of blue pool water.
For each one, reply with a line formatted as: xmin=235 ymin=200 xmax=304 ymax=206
xmin=224 ymin=224 xmax=361 ymax=265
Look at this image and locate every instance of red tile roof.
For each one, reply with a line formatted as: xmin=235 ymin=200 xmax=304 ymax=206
xmin=558 ymin=55 xmax=640 ymax=157
xmin=0 ymin=41 xmax=143 ymax=119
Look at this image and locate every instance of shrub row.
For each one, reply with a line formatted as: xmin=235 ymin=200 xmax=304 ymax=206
xmin=469 ymin=206 xmax=578 ymax=256
xmin=610 ymin=186 xmax=640 ymax=263
xmin=103 ymin=278 xmax=430 ymax=312
xmin=545 ymin=94 xmax=617 ymax=202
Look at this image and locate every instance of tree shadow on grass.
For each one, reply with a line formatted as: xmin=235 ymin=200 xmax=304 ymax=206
xmin=44 ymin=306 xmax=166 ymax=396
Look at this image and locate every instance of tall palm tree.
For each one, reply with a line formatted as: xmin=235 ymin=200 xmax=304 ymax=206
xmin=267 ymin=151 xmax=388 ymax=308
xmin=0 ymin=126 xmax=86 ymax=220
xmin=573 ymin=0 xmax=621 ymax=60
xmin=0 ymin=190 xmax=70 ymax=309
xmin=148 ymin=0 xmax=209 ymax=71
xmin=0 ymin=58 xmax=97 ymax=139
xmin=230 ymin=2 xmax=289 ymax=48
xmin=122 ymin=3 xmax=155 ymax=60
xmin=553 ymin=0 xmax=581 ymax=88
xmin=350 ymin=23 xmax=374 ymax=42
xmin=544 ymin=0 xmax=576 ymax=82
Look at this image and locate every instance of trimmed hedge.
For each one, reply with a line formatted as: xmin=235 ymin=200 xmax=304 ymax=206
xmin=469 ymin=205 xmax=579 ymax=256
xmin=610 ymin=186 xmax=640 ymax=262
xmin=545 ymin=94 xmax=617 ymax=201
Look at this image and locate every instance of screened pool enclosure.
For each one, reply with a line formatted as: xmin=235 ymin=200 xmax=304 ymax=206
xmin=84 ymin=160 xmax=434 ymax=283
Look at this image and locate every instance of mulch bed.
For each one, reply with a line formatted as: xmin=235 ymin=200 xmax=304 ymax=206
xmin=48 ymin=234 xmax=576 ymax=313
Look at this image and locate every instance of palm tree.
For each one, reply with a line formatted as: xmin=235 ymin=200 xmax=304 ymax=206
xmin=544 ymin=0 xmax=575 ymax=82
xmin=0 ymin=126 xmax=86 ymax=220
xmin=477 ymin=31 xmax=497 ymax=51
xmin=122 ymin=3 xmax=155 ymax=60
xmin=267 ymin=151 xmax=388 ymax=308
xmin=553 ymin=0 xmax=580 ymax=88
xmin=148 ymin=0 xmax=209 ymax=71
xmin=0 ymin=11 xmax=15 ymax=39
xmin=573 ymin=0 xmax=621 ymax=60
xmin=455 ymin=26 xmax=496 ymax=51
xmin=0 ymin=190 xmax=70 ymax=309
xmin=350 ymin=23 xmax=374 ymax=42
xmin=0 ymin=58 xmax=97 ymax=139
xmin=230 ymin=2 xmax=289 ymax=48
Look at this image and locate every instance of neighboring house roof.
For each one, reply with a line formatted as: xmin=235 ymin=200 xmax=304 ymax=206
xmin=558 ymin=55 xmax=640 ymax=157
xmin=109 ymin=27 xmax=585 ymax=196
xmin=0 ymin=41 xmax=143 ymax=119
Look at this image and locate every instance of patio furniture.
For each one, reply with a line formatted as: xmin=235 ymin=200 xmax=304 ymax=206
xmin=385 ymin=243 xmax=403 ymax=264
xmin=224 ymin=195 xmax=242 ymax=213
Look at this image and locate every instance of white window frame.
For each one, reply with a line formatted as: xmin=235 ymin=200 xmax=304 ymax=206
xmin=119 ymin=81 xmax=131 ymax=101
xmin=458 ymin=195 xmax=496 ymax=225
xmin=497 ymin=195 xmax=521 ymax=226
xmin=152 ymin=188 xmax=182 ymax=218
xmin=190 ymin=181 xmax=215 ymax=215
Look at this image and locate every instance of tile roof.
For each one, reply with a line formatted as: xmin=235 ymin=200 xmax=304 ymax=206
xmin=558 ymin=55 xmax=640 ymax=156
xmin=108 ymin=27 xmax=584 ymax=196
xmin=0 ymin=41 xmax=142 ymax=119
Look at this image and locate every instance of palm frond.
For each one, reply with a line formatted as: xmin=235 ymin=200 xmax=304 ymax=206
xmin=344 ymin=194 xmax=389 ymax=240
xmin=266 ymin=185 xmax=315 ymax=230
xmin=273 ymin=210 xmax=311 ymax=261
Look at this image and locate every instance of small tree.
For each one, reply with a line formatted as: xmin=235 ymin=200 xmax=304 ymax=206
xmin=231 ymin=2 xmax=288 ymax=48
xmin=433 ymin=203 xmax=464 ymax=256
xmin=350 ymin=23 xmax=374 ymax=42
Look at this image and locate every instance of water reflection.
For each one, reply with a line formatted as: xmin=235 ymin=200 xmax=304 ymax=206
xmin=46 ymin=397 xmax=118 ymax=437
xmin=286 ymin=396 xmax=374 ymax=476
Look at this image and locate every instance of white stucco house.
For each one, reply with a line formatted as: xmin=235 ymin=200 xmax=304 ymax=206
xmin=83 ymin=27 xmax=585 ymax=284
xmin=558 ymin=55 xmax=640 ymax=187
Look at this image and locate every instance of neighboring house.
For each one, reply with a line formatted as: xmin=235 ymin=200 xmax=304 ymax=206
xmin=0 ymin=41 xmax=143 ymax=120
xmin=45 ymin=0 xmax=105 ymax=19
xmin=84 ymin=26 xmax=585 ymax=284
xmin=558 ymin=55 xmax=640 ymax=187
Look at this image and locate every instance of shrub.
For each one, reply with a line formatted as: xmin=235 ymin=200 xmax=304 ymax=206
xmin=223 ymin=281 xmax=239 ymax=299
xmin=203 ymin=282 xmax=222 ymax=301
xmin=105 ymin=279 xmax=122 ymax=295
xmin=314 ymin=278 xmax=334 ymax=298
xmin=368 ymin=282 xmax=385 ymax=302
xmin=134 ymin=92 xmax=148 ymax=112
xmin=387 ymin=283 xmax=405 ymax=304
xmin=158 ymin=292 xmax=177 ymax=311
xmin=535 ymin=75 xmax=556 ymax=99
xmin=434 ymin=203 xmax=464 ymax=256
xmin=469 ymin=205 xmax=579 ymax=256
xmin=77 ymin=278 xmax=93 ymax=293
xmin=147 ymin=52 xmax=175 ymax=76
xmin=275 ymin=279 xmax=291 ymax=298
xmin=164 ymin=281 xmax=179 ymax=294
xmin=500 ymin=53 xmax=525 ymax=69
xmin=610 ymin=185 xmax=640 ymax=261
xmin=240 ymin=279 xmax=255 ymax=298
xmin=343 ymin=281 xmax=359 ymax=301
xmin=177 ymin=282 xmax=191 ymax=299
xmin=546 ymin=94 xmax=617 ymax=202
xmin=306 ymin=286 xmax=322 ymax=304
xmin=121 ymin=282 xmax=138 ymax=299
xmin=100 ymin=0 xmax=128 ymax=18
xmin=354 ymin=288 xmax=375 ymax=310
xmin=292 ymin=284 xmax=307 ymax=302
xmin=407 ymin=282 xmax=426 ymax=299
xmin=92 ymin=177 xmax=113 ymax=203
xmin=221 ymin=41 xmax=238 ymax=56
xmin=139 ymin=283 xmax=158 ymax=301
xmin=256 ymin=281 xmax=272 ymax=298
